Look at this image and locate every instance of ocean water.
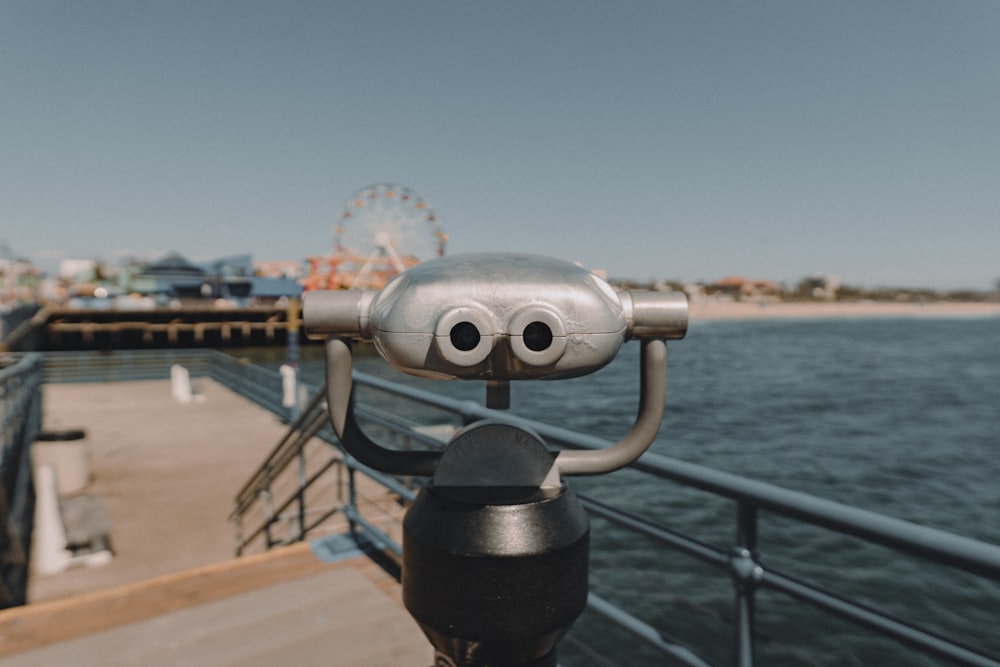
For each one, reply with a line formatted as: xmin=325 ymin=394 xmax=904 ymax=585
xmin=244 ymin=316 xmax=1000 ymax=665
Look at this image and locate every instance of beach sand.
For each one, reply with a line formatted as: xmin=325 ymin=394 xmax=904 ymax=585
xmin=688 ymin=299 xmax=1000 ymax=323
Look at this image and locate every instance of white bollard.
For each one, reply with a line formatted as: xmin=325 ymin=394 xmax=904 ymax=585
xmin=171 ymin=364 xmax=193 ymax=404
xmin=33 ymin=465 xmax=72 ymax=575
xmin=280 ymin=364 xmax=297 ymax=409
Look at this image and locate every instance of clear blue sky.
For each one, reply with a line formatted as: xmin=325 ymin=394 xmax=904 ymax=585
xmin=2 ymin=1 xmax=998 ymax=289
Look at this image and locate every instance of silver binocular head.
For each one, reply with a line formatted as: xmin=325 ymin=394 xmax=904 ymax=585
xmin=304 ymin=253 xmax=687 ymax=381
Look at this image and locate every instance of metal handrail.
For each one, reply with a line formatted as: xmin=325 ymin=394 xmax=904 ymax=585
xmin=229 ymin=365 xmax=1000 ymax=665
xmin=349 ymin=371 xmax=1000 ymax=579
xmin=229 ymin=380 xmax=428 ymax=557
xmin=23 ymin=349 xmax=1000 ymax=664
xmin=232 ymin=388 xmax=328 ymax=515
xmin=338 ymin=370 xmax=1000 ymax=667
xmin=0 ymin=353 xmax=43 ymax=607
xmin=0 ymin=304 xmax=42 ymax=351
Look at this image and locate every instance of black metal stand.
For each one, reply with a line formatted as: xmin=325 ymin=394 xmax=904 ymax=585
xmin=401 ymin=423 xmax=590 ymax=667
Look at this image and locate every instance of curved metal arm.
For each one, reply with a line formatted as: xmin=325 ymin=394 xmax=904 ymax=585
xmin=325 ymin=336 xmax=667 ymax=479
xmin=325 ymin=338 xmax=441 ymax=477
xmin=554 ymin=338 xmax=667 ymax=476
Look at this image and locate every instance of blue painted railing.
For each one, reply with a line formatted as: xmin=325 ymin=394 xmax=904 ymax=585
xmin=0 ymin=353 xmax=43 ymax=607
xmin=0 ymin=304 xmax=40 ymax=352
xmin=40 ymin=349 xmax=287 ymax=416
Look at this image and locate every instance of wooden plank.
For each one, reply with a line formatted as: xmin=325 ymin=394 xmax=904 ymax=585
xmin=0 ymin=558 xmax=428 ymax=667
xmin=0 ymin=542 xmax=341 ymax=657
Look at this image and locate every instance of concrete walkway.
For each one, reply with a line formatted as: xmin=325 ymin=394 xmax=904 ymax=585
xmin=1 ymin=378 xmax=429 ymax=664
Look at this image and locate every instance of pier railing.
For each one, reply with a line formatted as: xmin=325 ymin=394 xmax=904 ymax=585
xmin=230 ymin=386 xmax=425 ymax=559
xmin=235 ymin=366 xmax=1000 ymax=667
xmin=0 ymin=353 xmax=43 ymax=607
xmin=41 ymin=349 xmax=287 ymax=416
xmin=0 ymin=305 xmax=41 ymax=352
xmin=36 ymin=305 xmax=291 ymax=350
xmin=21 ymin=349 xmax=1000 ymax=665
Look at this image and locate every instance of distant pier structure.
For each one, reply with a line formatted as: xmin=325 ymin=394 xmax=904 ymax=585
xmin=34 ymin=305 xmax=297 ymax=351
xmin=4 ymin=185 xmax=448 ymax=352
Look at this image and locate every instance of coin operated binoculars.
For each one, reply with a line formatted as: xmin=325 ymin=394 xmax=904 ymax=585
xmin=304 ymin=253 xmax=687 ymax=667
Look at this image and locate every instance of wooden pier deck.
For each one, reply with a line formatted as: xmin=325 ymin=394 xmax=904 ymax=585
xmin=0 ymin=378 xmax=428 ymax=665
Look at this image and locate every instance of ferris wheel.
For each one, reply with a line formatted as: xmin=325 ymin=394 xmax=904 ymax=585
xmin=332 ymin=183 xmax=446 ymax=288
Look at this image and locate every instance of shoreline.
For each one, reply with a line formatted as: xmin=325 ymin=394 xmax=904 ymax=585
xmin=688 ymin=299 xmax=1000 ymax=322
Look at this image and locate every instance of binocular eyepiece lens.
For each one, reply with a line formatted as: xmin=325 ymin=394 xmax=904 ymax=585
xmin=449 ymin=320 xmax=554 ymax=354
xmin=450 ymin=321 xmax=481 ymax=352
xmin=523 ymin=321 xmax=553 ymax=352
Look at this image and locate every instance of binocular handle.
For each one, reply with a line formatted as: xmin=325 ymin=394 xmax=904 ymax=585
xmin=554 ymin=337 xmax=666 ymax=476
xmin=325 ymin=338 xmax=440 ymax=476
xmin=322 ymin=335 xmax=670 ymax=479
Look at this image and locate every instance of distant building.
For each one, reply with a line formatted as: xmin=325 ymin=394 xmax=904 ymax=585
xmin=254 ymin=260 xmax=303 ymax=279
xmin=58 ymin=259 xmax=98 ymax=284
xmin=708 ymin=276 xmax=781 ymax=300
xmin=129 ymin=252 xmax=300 ymax=304
xmin=131 ymin=252 xmax=209 ymax=299
xmin=50 ymin=252 xmax=301 ymax=308
xmin=250 ymin=260 xmax=305 ymax=300
xmin=1 ymin=257 xmax=40 ymax=305
xmin=799 ymin=274 xmax=840 ymax=301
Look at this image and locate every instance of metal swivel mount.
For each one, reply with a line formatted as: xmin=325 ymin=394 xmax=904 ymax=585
xmin=304 ymin=253 xmax=688 ymax=667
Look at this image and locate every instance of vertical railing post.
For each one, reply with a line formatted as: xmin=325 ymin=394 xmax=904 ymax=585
xmin=336 ymin=457 xmax=345 ymax=505
xmin=260 ymin=487 xmax=275 ymax=549
xmin=234 ymin=513 xmax=245 ymax=556
xmin=286 ymin=296 xmax=301 ymax=422
xmin=297 ymin=446 xmax=307 ymax=541
xmin=346 ymin=460 xmax=359 ymax=537
xmin=732 ymin=501 xmax=762 ymax=667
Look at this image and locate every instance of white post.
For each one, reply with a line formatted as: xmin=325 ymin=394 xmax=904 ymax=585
xmin=33 ymin=465 xmax=72 ymax=575
xmin=171 ymin=364 xmax=192 ymax=404
xmin=280 ymin=364 xmax=297 ymax=408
